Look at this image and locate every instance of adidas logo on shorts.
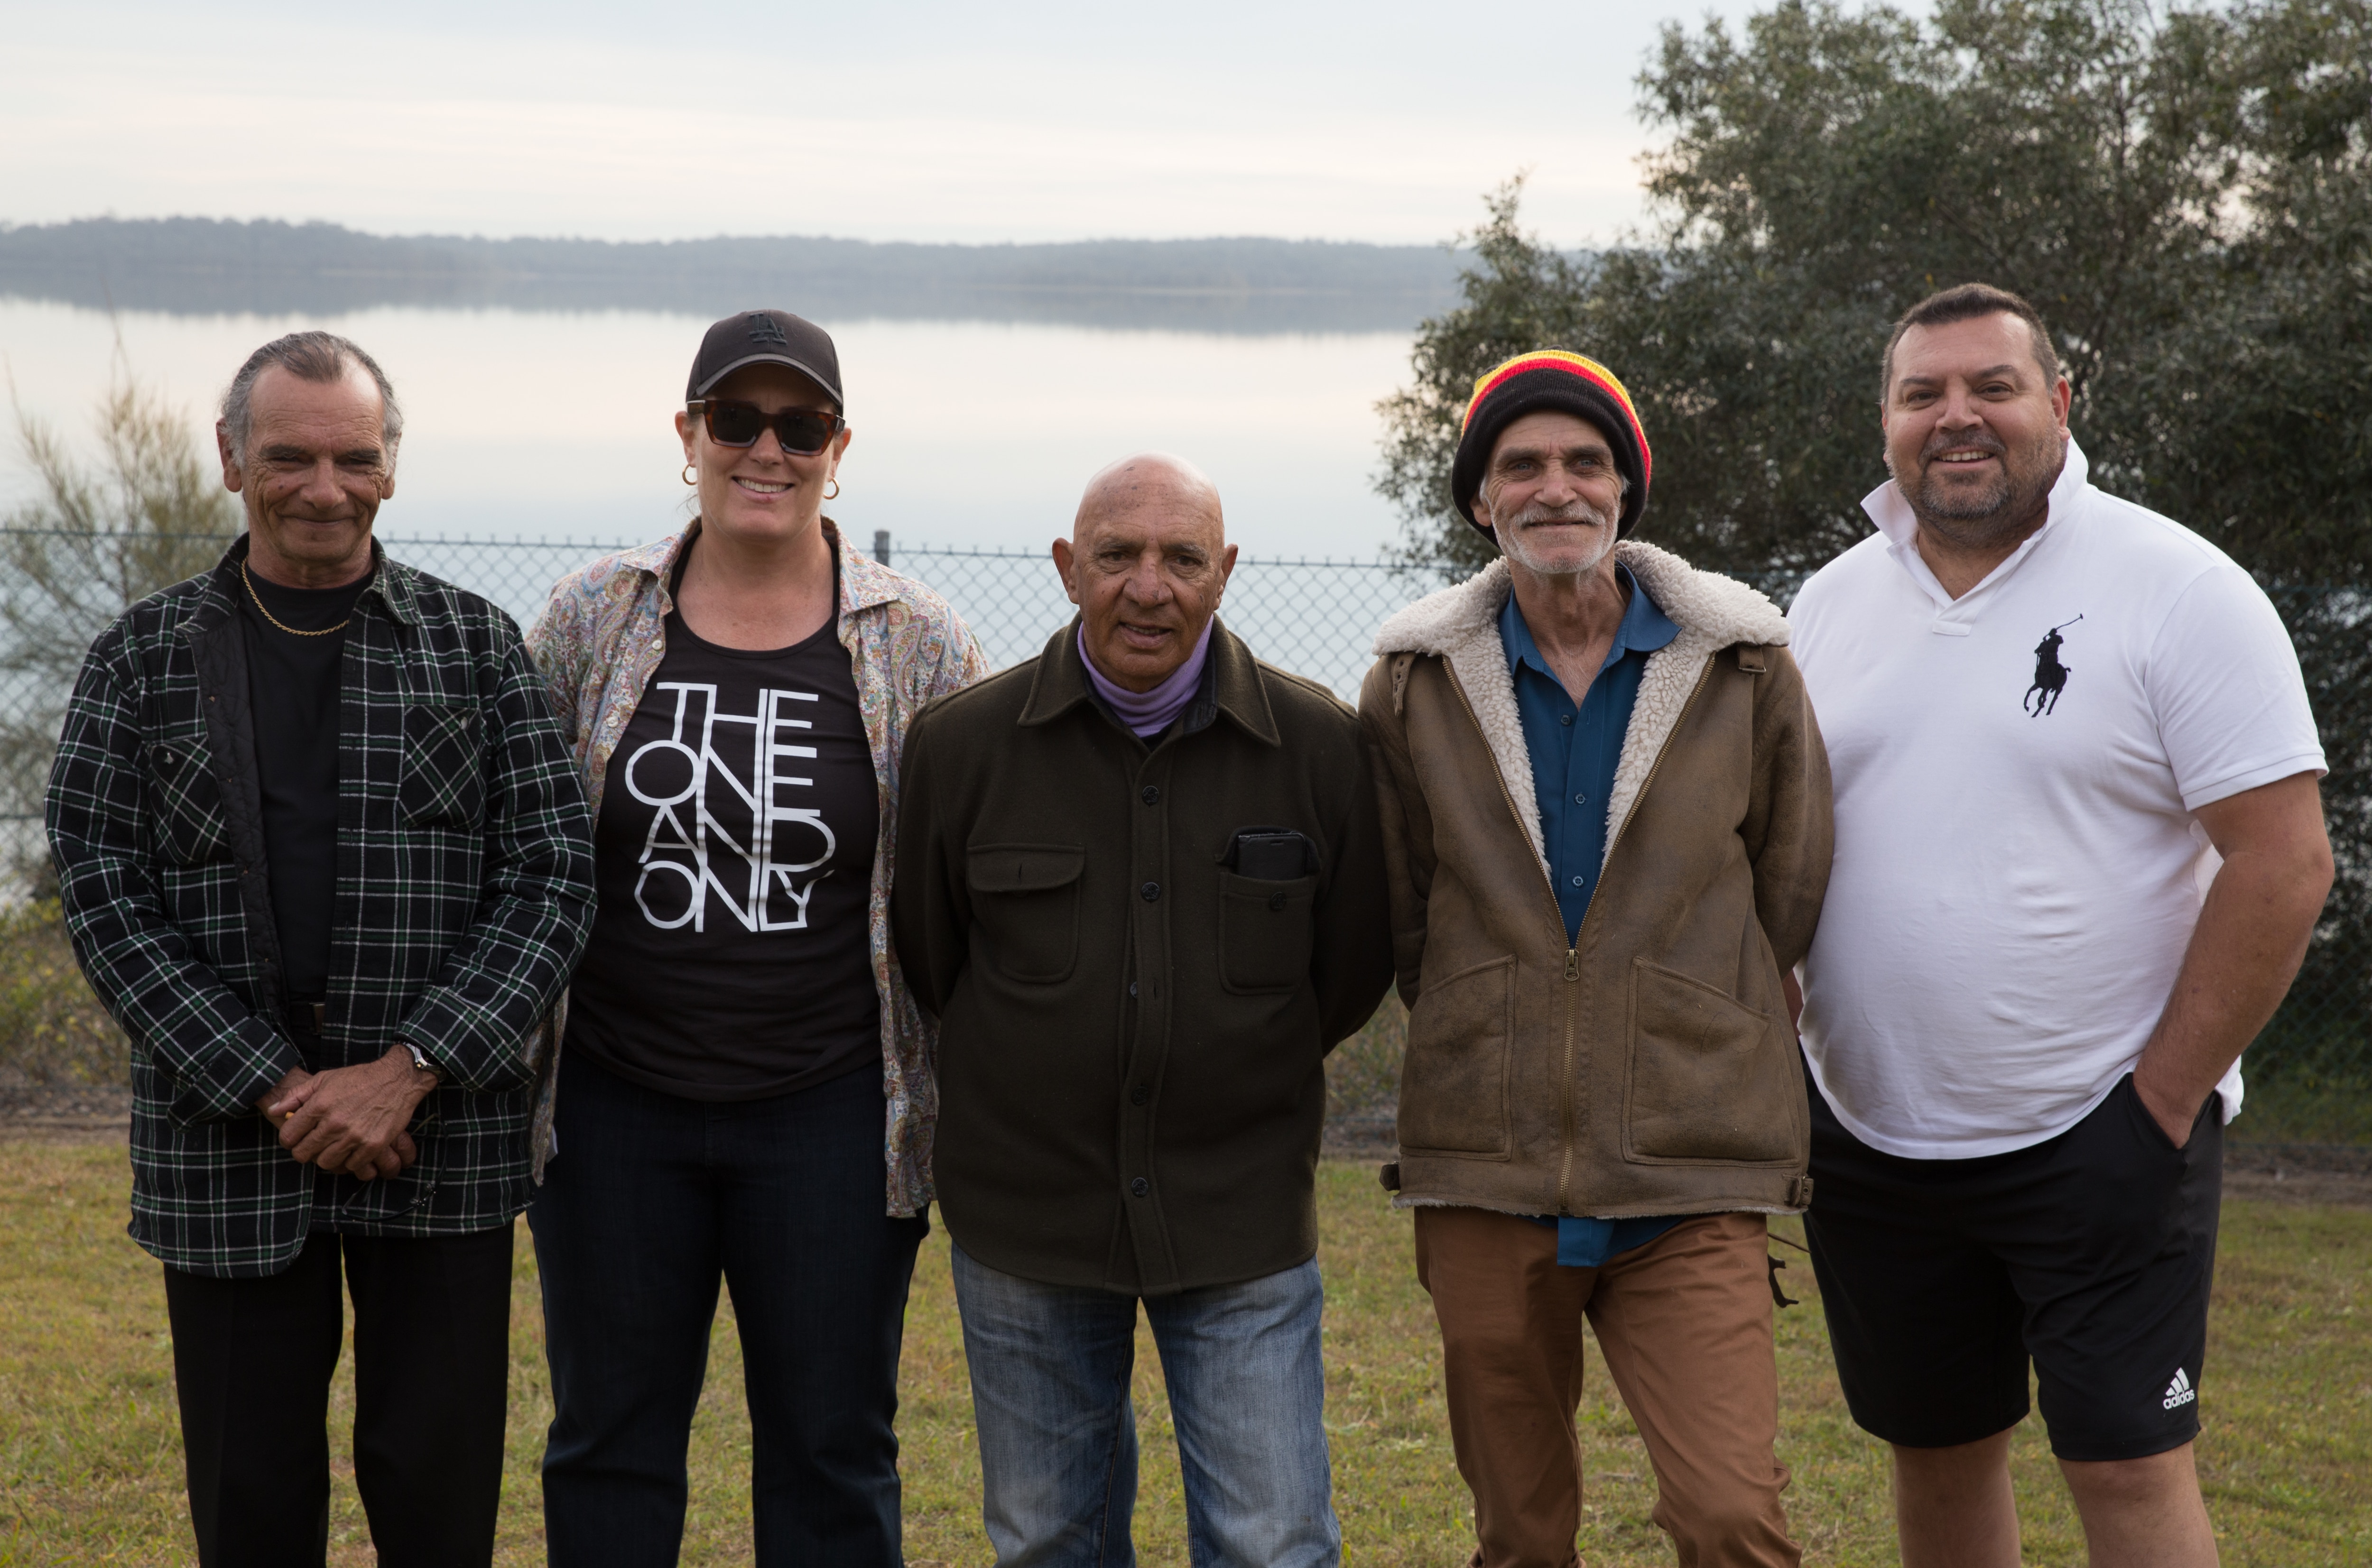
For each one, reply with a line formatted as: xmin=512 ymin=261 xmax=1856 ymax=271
xmin=2161 ymin=1368 xmax=2197 ymax=1410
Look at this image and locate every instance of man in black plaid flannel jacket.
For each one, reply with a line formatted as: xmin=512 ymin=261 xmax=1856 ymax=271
xmin=45 ymin=332 xmax=594 ymax=1568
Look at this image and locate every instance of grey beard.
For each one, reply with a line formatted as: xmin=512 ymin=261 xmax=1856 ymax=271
xmin=1491 ymin=499 xmax=1619 ymax=578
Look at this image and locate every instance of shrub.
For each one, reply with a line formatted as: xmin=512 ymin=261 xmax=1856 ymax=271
xmin=0 ymin=899 xmax=124 ymax=1086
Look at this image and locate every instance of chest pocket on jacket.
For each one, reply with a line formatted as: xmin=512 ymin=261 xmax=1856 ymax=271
xmin=398 ymin=704 xmax=483 ymax=829
xmin=1217 ymin=870 xmax=1318 ymax=994
xmin=147 ymin=736 xmax=232 ymax=866
xmin=968 ymin=845 xmax=1085 ymax=984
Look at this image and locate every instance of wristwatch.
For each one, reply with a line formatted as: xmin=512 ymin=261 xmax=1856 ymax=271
xmin=401 ymin=1041 xmax=443 ymax=1086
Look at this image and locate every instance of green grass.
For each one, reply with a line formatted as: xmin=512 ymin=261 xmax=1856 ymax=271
xmin=2 ymin=1144 xmax=2367 ymax=1565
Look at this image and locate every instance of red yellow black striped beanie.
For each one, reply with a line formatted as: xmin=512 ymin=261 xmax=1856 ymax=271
xmin=1451 ymin=350 xmax=1652 ymax=537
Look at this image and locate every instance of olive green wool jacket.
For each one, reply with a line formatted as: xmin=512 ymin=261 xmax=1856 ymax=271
xmin=1359 ymin=543 xmax=1833 ymax=1222
xmin=894 ymin=619 xmax=1392 ymax=1295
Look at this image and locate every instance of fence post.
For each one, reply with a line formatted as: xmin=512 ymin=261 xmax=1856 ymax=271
xmin=872 ymin=529 xmax=891 ymax=568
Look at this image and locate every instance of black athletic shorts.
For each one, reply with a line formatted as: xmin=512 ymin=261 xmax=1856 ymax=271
xmin=1801 ymin=1062 xmax=2222 ymax=1462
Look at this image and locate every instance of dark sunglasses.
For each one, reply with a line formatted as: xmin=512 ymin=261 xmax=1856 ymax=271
xmin=688 ymin=399 xmax=845 ymax=455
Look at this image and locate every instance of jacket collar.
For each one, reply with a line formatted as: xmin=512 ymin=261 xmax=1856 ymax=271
xmin=1020 ymin=615 xmax=1279 ymax=747
xmin=1372 ymin=540 xmax=1788 ymax=661
xmin=1370 ymin=541 xmax=1790 ymax=878
xmin=622 ymin=516 xmax=898 ymax=627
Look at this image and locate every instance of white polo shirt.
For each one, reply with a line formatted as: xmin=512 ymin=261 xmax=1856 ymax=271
xmin=1790 ymin=440 xmax=2325 ymax=1159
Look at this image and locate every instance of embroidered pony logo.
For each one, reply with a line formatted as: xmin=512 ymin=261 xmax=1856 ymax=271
xmin=2025 ymin=616 xmax=2082 ymax=716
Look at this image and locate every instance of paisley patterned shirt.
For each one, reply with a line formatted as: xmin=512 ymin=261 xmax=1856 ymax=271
xmin=527 ymin=519 xmax=988 ymax=1215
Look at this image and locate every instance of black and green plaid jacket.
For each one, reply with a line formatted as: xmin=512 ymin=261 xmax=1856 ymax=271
xmin=46 ymin=537 xmax=595 ymax=1279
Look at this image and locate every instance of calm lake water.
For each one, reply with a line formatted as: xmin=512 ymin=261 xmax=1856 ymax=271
xmin=0 ymin=299 xmax=1418 ymax=562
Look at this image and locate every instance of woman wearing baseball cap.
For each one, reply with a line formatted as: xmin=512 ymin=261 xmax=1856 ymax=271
xmin=526 ymin=309 xmax=988 ymax=1564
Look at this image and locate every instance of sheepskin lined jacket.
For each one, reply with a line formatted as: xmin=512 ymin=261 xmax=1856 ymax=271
xmin=1358 ymin=542 xmax=1833 ymax=1221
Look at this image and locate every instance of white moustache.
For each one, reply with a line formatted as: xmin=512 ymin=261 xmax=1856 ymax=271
xmin=1510 ymin=503 xmax=1615 ymax=531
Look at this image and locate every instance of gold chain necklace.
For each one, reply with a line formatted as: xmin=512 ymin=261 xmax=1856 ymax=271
xmin=241 ymin=559 xmax=353 ymax=637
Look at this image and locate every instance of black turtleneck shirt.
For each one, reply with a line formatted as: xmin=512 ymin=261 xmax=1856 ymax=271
xmin=237 ymin=560 xmax=371 ymax=1002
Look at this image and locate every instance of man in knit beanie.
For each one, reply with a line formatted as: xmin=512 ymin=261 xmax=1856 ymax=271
xmin=1361 ymin=350 xmax=1833 ymax=1567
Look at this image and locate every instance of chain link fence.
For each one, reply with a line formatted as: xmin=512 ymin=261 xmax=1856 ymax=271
xmin=0 ymin=525 xmax=1432 ymax=874
xmin=1 ymin=526 xmax=2364 ymax=1087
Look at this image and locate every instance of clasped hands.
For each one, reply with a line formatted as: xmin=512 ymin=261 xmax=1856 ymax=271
xmin=253 ymin=1044 xmax=440 ymax=1181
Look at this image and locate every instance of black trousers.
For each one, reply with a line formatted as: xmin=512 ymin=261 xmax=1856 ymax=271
xmin=162 ymin=1225 xmax=515 ymax=1568
xmin=530 ymin=1052 xmax=927 ymax=1567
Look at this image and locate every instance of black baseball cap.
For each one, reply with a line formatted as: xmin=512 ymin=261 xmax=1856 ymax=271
xmin=686 ymin=309 xmax=843 ymax=409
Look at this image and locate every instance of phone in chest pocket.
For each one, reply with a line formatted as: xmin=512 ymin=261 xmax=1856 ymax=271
xmin=1224 ymin=826 xmax=1318 ymax=880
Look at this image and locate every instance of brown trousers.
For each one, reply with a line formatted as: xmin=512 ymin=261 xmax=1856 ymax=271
xmin=1414 ymin=1207 xmax=1800 ymax=1568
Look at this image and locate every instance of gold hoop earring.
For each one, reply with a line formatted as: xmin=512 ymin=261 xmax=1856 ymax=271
xmin=824 ymin=478 xmax=841 ymax=501
xmin=681 ymin=463 xmax=697 ymax=487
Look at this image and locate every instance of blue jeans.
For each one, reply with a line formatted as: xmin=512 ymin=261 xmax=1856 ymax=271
xmin=951 ymin=1245 xmax=1340 ymax=1568
xmin=528 ymin=1051 xmax=927 ymax=1567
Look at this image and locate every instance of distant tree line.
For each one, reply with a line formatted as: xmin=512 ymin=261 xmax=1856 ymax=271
xmin=0 ymin=220 xmax=1468 ymax=334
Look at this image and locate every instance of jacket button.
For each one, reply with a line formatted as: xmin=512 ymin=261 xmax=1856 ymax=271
xmin=1268 ymin=892 xmax=1287 ymax=911
xmin=1140 ymin=785 xmax=1159 ymax=805
xmin=1130 ymin=1177 xmax=1150 ymax=1197
xmin=1140 ymin=881 xmax=1160 ymax=902
xmin=1130 ymin=1083 xmax=1149 ymax=1105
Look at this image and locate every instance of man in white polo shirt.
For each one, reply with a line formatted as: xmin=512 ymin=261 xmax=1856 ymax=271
xmin=1789 ymin=283 xmax=2332 ymax=1568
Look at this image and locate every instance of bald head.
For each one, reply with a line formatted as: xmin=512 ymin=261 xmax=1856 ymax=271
xmin=1072 ymin=452 xmax=1224 ymax=549
xmin=1053 ymin=452 xmax=1238 ymax=693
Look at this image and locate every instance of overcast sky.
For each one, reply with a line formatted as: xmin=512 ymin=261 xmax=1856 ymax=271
xmin=0 ymin=0 xmax=1771 ymax=248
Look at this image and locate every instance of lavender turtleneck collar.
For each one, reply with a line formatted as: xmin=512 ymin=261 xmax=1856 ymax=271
xmin=1078 ymin=618 xmax=1215 ymax=738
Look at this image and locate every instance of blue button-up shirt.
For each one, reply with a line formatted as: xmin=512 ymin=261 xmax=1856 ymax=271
xmin=1500 ymin=567 xmax=1683 ymax=1265
xmin=1498 ymin=565 xmax=1679 ymax=944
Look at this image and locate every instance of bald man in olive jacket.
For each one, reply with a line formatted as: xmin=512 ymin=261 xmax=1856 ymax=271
xmin=893 ymin=454 xmax=1391 ymax=1567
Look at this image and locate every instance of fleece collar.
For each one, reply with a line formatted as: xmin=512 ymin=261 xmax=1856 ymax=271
xmin=1371 ymin=541 xmax=1790 ymax=875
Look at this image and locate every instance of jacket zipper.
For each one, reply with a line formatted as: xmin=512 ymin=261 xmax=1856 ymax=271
xmin=1553 ymin=655 xmax=1719 ymax=1215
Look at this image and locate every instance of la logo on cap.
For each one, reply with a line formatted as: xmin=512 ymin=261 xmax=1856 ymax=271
xmin=747 ymin=315 xmax=788 ymax=347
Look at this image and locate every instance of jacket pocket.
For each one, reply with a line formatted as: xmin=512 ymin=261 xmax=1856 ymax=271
xmin=1398 ymin=955 xmax=1514 ymax=1157
xmin=967 ymin=844 xmax=1086 ymax=985
xmin=146 ymin=733 xmax=232 ymax=866
xmin=398 ymin=704 xmax=483 ymax=829
xmin=1217 ymin=870 xmax=1318 ymax=994
xmin=1623 ymin=959 xmax=1796 ymax=1165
